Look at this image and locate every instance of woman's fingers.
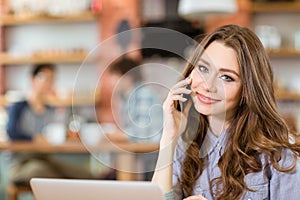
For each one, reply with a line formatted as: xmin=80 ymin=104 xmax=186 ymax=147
xmin=165 ymin=90 xmax=189 ymax=108
xmin=171 ymin=94 xmax=187 ymax=102
xmin=169 ymin=78 xmax=191 ymax=99
xmin=171 ymin=77 xmax=191 ymax=92
xmin=161 ymin=77 xmax=193 ymax=142
xmin=163 ymin=77 xmax=192 ymax=111
xmin=170 ymin=87 xmax=192 ymax=96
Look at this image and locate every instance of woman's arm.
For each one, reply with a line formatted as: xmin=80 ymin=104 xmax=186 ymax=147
xmin=152 ymin=78 xmax=192 ymax=194
xmin=152 ymin=138 xmax=177 ymax=193
xmin=6 ymin=101 xmax=32 ymax=141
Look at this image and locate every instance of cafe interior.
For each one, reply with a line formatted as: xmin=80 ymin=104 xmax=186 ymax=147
xmin=0 ymin=0 xmax=300 ymax=199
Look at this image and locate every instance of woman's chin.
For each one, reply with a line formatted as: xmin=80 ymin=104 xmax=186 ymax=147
xmin=194 ymin=105 xmax=212 ymax=116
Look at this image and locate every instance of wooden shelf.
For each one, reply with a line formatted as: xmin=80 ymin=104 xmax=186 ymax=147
xmin=0 ymin=52 xmax=96 ymax=65
xmin=275 ymin=90 xmax=300 ymax=101
xmin=0 ymin=11 xmax=98 ymax=26
xmin=266 ymin=48 xmax=300 ymax=58
xmin=46 ymin=96 xmax=96 ymax=107
xmin=0 ymin=95 xmax=96 ymax=107
xmin=252 ymin=2 xmax=300 ymax=13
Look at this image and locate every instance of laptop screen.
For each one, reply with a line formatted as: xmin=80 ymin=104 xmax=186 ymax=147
xmin=30 ymin=178 xmax=163 ymax=200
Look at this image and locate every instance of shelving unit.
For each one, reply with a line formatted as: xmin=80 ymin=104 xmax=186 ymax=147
xmin=252 ymin=1 xmax=300 ymax=59
xmin=0 ymin=9 xmax=99 ymax=106
xmin=252 ymin=1 xmax=300 ymax=13
xmin=267 ymin=48 xmax=300 ymax=58
xmin=0 ymin=51 xmax=95 ymax=65
xmin=0 ymin=94 xmax=96 ymax=107
xmin=248 ymin=1 xmax=300 ymax=133
xmin=251 ymin=1 xmax=300 ymax=105
xmin=275 ymin=90 xmax=300 ymax=101
xmin=0 ymin=11 xmax=98 ymax=25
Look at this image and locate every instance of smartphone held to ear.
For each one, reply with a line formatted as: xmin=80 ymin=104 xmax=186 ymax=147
xmin=179 ymin=77 xmax=192 ymax=111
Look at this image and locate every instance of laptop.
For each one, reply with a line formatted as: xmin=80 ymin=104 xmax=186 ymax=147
xmin=30 ymin=178 xmax=164 ymax=200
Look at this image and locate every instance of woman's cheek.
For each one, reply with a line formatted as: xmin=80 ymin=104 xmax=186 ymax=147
xmin=190 ymin=70 xmax=203 ymax=89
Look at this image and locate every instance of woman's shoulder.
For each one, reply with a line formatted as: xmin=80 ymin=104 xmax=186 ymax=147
xmin=280 ymin=147 xmax=298 ymax=168
xmin=266 ymin=147 xmax=299 ymax=175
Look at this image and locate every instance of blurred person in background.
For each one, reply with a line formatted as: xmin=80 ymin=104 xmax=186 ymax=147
xmin=109 ymin=57 xmax=163 ymax=144
xmin=98 ymin=56 xmax=163 ymax=180
xmin=7 ymin=63 xmax=56 ymax=141
xmin=6 ymin=63 xmax=93 ymax=186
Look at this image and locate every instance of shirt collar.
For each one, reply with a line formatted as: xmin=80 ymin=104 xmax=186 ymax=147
xmin=199 ymin=128 xmax=227 ymax=158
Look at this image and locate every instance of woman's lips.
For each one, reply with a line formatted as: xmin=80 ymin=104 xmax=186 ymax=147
xmin=196 ymin=92 xmax=220 ymax=104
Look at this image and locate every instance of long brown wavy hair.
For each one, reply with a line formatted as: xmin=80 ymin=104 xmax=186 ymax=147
xmin=178 ymin=24 xmax=300 ymax=199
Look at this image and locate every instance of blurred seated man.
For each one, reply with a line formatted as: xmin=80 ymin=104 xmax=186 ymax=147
xmin=6 ymin=63 xmax=93 ymax=185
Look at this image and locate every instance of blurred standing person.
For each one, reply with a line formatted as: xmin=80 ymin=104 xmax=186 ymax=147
xmin=109 ymin=57 xmax=163 ymax=143
xmin=108 ymin=57 xmax=163 ymax=180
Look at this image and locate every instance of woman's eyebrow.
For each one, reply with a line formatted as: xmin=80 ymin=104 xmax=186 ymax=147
xmin=219 ymin=68 xmax=240 ymax=77
xmin=199 ymin=58 xmax=210 ymax=66
xmin=199 ymin=58 xmax=240 ymax=77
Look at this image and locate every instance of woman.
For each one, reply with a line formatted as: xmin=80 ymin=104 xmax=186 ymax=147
xmin=152 ymin=24 xmax=300 ymax=200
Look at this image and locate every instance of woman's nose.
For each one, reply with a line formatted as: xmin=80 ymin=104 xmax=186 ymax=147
xmin=202 ymin=74 xmax=217 ymax=93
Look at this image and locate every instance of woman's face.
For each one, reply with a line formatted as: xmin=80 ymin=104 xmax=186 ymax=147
xmin=190 ymin=41 xmax=242 ymax=121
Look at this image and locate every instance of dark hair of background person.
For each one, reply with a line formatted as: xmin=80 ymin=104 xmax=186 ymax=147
xmin=31 ymin=63 xmax=56 ymax=77
xmin=108 ymin=57 xmax=143 ymax=82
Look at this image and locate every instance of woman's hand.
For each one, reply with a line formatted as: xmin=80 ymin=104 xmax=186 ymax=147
xmin=160 ymin=77 xmax=192 ymax=146
xmin=183 ymin=195 xmax=208 ymax=200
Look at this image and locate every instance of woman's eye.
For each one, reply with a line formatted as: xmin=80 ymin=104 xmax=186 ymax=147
xmin=219 ymin=74 xmax=234 ymax=82
xmin=198 ymin=65 xmax=208 ymax=73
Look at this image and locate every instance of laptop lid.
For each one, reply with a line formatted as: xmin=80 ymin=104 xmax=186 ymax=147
xmin=30 ymin=178 xmax=163 ymax=200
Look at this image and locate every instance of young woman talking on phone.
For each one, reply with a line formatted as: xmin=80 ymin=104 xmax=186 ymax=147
xmin=152 ymin=25 xmax=300 ymax=200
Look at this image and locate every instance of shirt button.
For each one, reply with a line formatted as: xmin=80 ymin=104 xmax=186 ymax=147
xmin=247 ymin=198 xmax=252 ymax=200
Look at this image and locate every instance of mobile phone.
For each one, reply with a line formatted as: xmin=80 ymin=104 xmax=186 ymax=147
xmin=179 ymin=83 xmax=191 ymax=112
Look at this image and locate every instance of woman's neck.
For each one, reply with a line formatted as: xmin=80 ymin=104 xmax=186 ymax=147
xmin=208 ymin=115 xmax=229 ymax=137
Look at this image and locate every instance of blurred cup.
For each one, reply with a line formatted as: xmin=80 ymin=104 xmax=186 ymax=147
xmin=80 ymin=123 xmax=103 ymax=146
xmin=42 ymin=122 xmax=66 ymax=145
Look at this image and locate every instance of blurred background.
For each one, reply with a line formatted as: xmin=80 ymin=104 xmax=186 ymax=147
xmin=0 ymin=0 xmax=300 ymax=199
